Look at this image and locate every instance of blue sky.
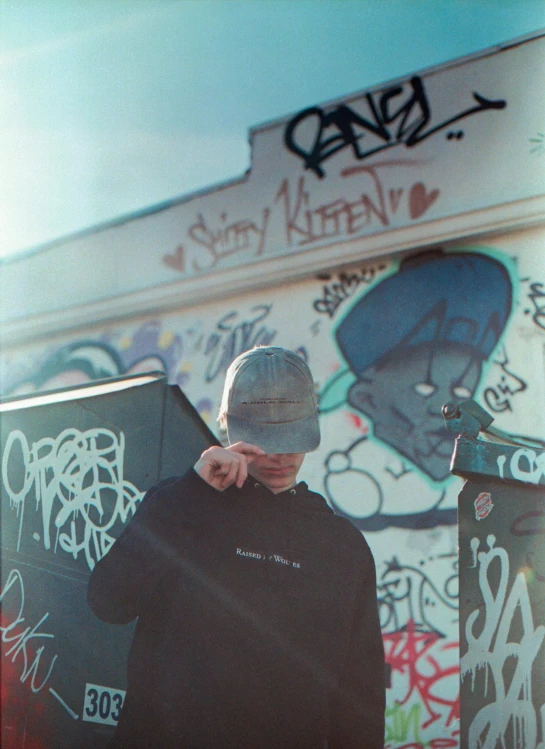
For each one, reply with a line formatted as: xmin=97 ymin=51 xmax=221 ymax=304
xmin=1 ymin=0 xmax=545 ymax=258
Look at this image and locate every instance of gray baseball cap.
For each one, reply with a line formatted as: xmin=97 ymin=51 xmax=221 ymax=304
xmin=223 ymin=346 xmax=320 ymax=454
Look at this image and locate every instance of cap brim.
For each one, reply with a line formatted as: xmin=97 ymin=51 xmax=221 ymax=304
xmin=226 ymin=412 xmax=320 ymax=454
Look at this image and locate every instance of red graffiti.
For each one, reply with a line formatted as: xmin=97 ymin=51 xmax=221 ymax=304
xmin=408 ymin=183 xmax=440 ymax=219
xmin=163 ymin=162 xmax=441 ymax=278
xmin=163 ymin=245 xmax=185 ymax=273
xmin=1 ymin=612 xmax=52 ymax=749
xmin=277 ymin=164 xmax=440 ymax=249
xmin=385 ymin=740 xmax=459 ymax=749
xmin=347 ymin=412 xmax=368 ymax=433
xmin=383 ymin=620 xmax=460 ymax=730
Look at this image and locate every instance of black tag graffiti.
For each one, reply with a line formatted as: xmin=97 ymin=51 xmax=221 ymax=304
xmin=524 ymin=280 xmax=545 ymax=332
xmin=204 ymin=306 xmax=276 ymax=383
xmin=313 ymin=266 xmax=385 ymax=318
xmin=483 ymin=346 xmax=527 ymax=414
xmin=284 ymin=75 xmax=506 ymax=178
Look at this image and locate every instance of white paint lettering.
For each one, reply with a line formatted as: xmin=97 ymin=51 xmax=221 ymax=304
xmin=1 ymin=428 xmax=144 ymax=571
xmin=462 ymin=535 xmax=545 ymax=748
xmin=0 ymin=569 xmax=58 ymax=694
xmin=510 ymin=448 xmax=545 ymax=485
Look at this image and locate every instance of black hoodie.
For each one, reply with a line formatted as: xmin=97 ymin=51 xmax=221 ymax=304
xmin=88 ymin=469 xmax=385 ymax=749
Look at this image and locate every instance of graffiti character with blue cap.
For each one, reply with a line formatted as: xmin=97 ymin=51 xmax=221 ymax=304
xmin=321 ymin=249 xmax=512 ymax=531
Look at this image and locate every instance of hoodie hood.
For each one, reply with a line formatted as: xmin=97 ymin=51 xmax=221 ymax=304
xmin=88 ymin=467 xmax=385 ymax=749
xmin=234 ymin=479 xmax=334 ymax=514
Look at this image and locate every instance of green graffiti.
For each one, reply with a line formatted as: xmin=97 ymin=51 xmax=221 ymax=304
xmin=385 ymin=703 xmax=421 ymax=743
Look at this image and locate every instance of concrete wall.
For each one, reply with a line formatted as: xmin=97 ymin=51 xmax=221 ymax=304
xmin=2 ymin=32 xmax=544 ymax=346
xmin=3 ymin=225 xmax=545 ymax=746
xmin=2 ymin=29 xmax=545 ymax=749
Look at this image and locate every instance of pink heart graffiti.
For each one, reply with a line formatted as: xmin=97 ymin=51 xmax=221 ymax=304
xmin=163 ymin=245 xmax=185 ymax=273
xmin=409 ymin=182 xmax=440 ymax=219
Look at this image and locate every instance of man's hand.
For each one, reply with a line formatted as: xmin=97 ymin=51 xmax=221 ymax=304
xmin=194 ymin=442 xmax=265 ymax=491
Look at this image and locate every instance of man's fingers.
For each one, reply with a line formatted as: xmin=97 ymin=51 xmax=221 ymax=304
xmin=216 ymin=453 xmax=247 ymax=489
xmin=228 ymin=442 xmax=265 ymax=457
xmin=235 ymin=458 xmax=248 ymax=488
xmin=223 ymin=458 xmax=240 ymax=486
xmin=229 ymin=442 xmax=265 ymax=467
xmin=194 ymin=444 xmax=260 ymax=490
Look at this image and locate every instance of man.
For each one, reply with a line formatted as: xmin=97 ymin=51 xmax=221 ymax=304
xmin=88 ymin=346 xmax=385 ymax=748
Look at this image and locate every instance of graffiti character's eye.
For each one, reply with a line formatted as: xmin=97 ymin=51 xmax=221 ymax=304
xmin=414 ymin=382 xmax=436 ymax=397
xmin=453 ymin=385 xmax=472 ymax=399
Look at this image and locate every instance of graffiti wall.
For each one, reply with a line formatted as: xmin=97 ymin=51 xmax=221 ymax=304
xmin=0 ymin=379 xmax=216 ymax=747
xmin=3 ymin=229 xmax=545 ymax=747
xmin=2 ymin=32 xmax=544 ymax=328
xmin=2 ymin=27 xmax=544 ymax=749
xmin=458 ymin=473 xmax=545 ymax=749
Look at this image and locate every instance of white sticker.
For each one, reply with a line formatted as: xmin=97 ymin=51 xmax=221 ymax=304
xmin=474 ymin=492 xmax=494 ymax=521
xmin=83 ymin=683 xmax=126 ymax=725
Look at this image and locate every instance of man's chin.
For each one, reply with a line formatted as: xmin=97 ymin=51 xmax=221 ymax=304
xmin=249 ymin=469 xmax=295 ymax=492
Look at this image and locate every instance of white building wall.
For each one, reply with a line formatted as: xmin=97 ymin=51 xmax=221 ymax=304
xmin=3 ymin=225 xmax=545 ymax=746
xmin=1 ymin=31 xmax=544 ymax=345
xmin=2 ymin=30 xmax=545 ymax=749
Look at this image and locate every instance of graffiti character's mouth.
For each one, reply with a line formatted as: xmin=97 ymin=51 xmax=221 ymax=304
xmin=420 ymin=428 xmax=455 ymax=458
xmin=430 ymin=426 xmax=454 ymax=440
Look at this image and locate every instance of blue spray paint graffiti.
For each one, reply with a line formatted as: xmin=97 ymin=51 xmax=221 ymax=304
xmin=321 ymin=249 xmax=513 ymax=529
xmin=3 ymin=322 xmax=213 ymax=421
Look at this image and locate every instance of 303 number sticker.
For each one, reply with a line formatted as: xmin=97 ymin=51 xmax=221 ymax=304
xmin=83 ymin=683 xmax=126 ymax=725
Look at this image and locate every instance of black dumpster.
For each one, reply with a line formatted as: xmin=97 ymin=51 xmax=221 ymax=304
xmin=0 ymin=373 xmax=216 ymax=748
xmin=444 ymin=400 xmax=545 ymax=749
